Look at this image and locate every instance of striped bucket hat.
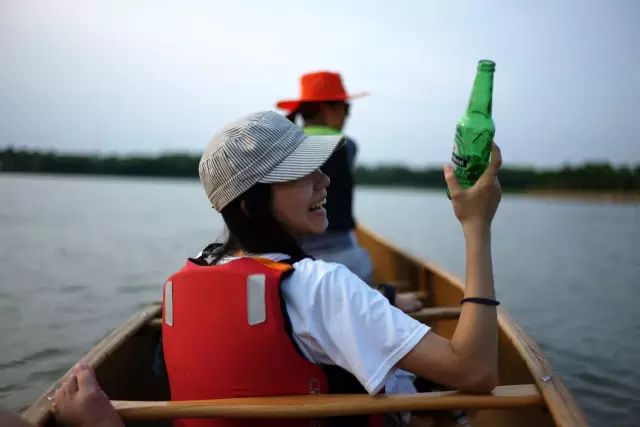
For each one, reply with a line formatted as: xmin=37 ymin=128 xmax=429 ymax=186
xmin=199 ymin=111 xmax=344 ymax=211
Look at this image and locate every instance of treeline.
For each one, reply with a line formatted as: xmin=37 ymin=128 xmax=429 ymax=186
xmin=0 ymin=149 xmax=198 ymax=177
xmin=1 ymin=147 xmax=639 ymax=192
xmin=356 ymin=163 xmax=640 ymax=192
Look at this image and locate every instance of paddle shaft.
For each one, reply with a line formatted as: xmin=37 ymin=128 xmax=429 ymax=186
xmin=113 ymin=385 xmax=543 ymax=420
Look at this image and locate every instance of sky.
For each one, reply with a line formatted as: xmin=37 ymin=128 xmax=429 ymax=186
xmin=1 ymin=0 xmax=638 ymax=168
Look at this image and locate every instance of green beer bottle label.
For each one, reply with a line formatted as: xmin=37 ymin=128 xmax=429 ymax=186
xmin=450 ymin=60 xmax=495 ymax=194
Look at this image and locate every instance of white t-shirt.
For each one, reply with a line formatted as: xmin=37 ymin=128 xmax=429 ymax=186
xmin=219 ymin=254 xmax=430 ymax=395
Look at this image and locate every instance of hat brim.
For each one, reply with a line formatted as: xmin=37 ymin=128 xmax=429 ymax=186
xmin=259 ymin=134 xmax=345 ymax=184
xmin=276 ymin=92 xmax=369 ymax=113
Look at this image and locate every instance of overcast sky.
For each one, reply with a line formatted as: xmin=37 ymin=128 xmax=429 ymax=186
xmin=1 ymin=0 xmax=638 ymax=167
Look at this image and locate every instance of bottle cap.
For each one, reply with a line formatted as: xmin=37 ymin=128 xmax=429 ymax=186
xmin=477 ymin=60 xmax=495 ymax=71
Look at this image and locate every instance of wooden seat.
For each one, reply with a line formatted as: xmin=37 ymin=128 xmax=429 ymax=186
xmin=112 ymin=384 xmax=543 ymax=421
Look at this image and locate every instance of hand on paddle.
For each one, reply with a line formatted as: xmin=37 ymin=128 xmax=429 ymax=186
xmin=444 ymin=143 xmax=502 ymax=229
xmin=52 ymin=362 xmax=123 ymax=427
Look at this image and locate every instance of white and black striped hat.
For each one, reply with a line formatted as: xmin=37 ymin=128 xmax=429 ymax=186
xmin=199 ymin=111 xmax=344 ymax=211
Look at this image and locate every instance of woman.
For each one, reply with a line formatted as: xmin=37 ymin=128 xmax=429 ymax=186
xmin=55 ymin=110 xmax=502 ymax=427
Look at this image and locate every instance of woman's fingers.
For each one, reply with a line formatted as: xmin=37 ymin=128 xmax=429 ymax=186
xmin=75 ymin=363 xmax=99 ymax=392
xmin=487 ymin=142 xmax=502 ymax=175
xmin=444 ymin=164 xmax=462 ymax=198
xmin=50 ymin=392 xmax=60 ymax=415
xmin=63 ymin=373 xmax=79 ymax=395
xmin=476 ymin=143 xmax=502 ymax=186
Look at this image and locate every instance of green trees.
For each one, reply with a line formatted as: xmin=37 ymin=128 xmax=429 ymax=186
xmin=1 ymin=148 xmax=638 ymax=192
xmin=0 ymin=148 xmax=200 ymax=178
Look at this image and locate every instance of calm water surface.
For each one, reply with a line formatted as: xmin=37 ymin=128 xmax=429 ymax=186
xmin=1 ymin=174 xmax=639 ymax=426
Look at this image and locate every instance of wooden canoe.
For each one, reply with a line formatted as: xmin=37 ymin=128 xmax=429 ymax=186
xmin=22 ymin=225 xmax=589 ymax=427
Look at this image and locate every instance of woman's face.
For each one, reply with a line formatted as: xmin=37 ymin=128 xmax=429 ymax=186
xmin=271 ymin=169 xmax=330 ymax=239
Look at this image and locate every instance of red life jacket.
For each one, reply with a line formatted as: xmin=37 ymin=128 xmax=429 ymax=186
xmin=162 ymin=257 xmax=383 ymax=427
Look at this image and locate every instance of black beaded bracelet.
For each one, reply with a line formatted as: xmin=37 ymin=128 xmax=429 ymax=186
xmin=460 ymin=297 xmax=500 ymax=306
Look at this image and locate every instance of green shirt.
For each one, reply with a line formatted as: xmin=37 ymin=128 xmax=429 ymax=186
xmin=303 ymin=125 xmax=342 ymax=136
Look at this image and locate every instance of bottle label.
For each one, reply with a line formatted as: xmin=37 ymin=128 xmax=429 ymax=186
xmin=451 ymin=152 xmax=467 ymax=168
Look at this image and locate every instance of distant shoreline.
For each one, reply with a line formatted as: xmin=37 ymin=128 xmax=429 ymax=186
xmin=2 ymin=148 xmax=638 ymax=198
xmin=359 ymin=183 xmax=640 ymax=204
xmin=521 ymin=189 xmax=640 ymax=203
xmin=3 ymin=170 xmax=639 ymax=204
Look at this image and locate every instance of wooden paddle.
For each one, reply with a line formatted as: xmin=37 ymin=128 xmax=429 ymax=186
xmin=113 ymin=384 xmax=543 ymax=421
xmin=147 ymin=305 xmax=461 ymax=330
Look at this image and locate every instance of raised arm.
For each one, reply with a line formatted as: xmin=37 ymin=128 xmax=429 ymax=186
xmin=398 ymin=143 xmax=502 ymax=393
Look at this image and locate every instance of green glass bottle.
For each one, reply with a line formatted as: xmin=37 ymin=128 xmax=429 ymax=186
xmin=449 ymin=60 xmax=495 ymax=194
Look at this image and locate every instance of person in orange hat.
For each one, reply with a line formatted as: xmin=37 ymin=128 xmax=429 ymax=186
xmin=276 ymin=72 xmax=372 ymax=277
xmin=277 ymin=71 xmax=423 ymax=312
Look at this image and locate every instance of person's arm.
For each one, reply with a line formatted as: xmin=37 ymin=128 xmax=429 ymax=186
xmin=282 ymin=259 xmax=430 ymax=395
xmin=398 ymin=143 xmax=502 ymax=393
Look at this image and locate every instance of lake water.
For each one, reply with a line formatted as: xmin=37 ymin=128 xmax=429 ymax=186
xmin=1 ymin=173 xmax=639 ymax=426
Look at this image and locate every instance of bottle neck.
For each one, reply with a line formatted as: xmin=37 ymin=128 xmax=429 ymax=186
xmin=466 ymin=69 xmax=494 ymax=116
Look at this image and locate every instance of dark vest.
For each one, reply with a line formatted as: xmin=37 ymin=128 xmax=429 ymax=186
xmin=321 ymin=138 xmax=357 ymax=232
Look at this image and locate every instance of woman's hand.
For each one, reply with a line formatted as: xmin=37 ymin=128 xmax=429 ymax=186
xmin=444 ymin=143 xmax=502 ymax=230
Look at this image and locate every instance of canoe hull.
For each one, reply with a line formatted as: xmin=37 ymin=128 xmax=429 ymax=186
xmin=22 ymin=226 xmax=588 ymax=427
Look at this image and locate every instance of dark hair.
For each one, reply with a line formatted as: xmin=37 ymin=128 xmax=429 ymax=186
xmin=285 ymin=110 xmax=298 ymax=123
xmin=209 ymin=183 xmax=309 ymax=263
xmin=287 ymin=101 xmax=348 ymax=124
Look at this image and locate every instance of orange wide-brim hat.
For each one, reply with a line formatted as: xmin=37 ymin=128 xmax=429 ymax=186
xmin=276 ymin=71 xmax=369 ymax=113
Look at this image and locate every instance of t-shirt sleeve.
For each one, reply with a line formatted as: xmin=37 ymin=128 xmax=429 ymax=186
xmin=282 ymin=259 xmax=430 ymax=394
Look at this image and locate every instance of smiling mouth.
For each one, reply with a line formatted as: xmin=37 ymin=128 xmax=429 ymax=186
xmin=309 ymin=198 xmax=327 ymax=211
